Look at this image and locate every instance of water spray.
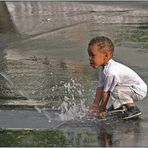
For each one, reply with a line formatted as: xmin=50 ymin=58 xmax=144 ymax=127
xmin=0 ymin=72 xmax=53 ymax=123
xmin=0 ymin=72 xmax=89 ymax=128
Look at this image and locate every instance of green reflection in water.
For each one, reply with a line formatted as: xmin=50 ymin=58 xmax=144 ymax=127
xmin=0 ymin=129 xmax=66 ymax=147
xmin=0 ymin=129 xmax=98 ymax=147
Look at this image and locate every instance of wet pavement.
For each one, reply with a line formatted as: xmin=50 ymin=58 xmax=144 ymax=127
xmin=1 ymin=109 xmax=148 ymax=147
xmin=0 ymin=1 xmax=148 ymax=147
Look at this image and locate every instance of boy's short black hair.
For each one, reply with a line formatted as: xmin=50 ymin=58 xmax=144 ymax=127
xmin=88 ymin=36 xmax=114 ymax=55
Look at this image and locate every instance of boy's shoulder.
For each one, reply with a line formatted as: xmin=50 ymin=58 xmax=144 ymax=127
xmin=108 ymin=59 xmax=131 ymax=69
xmin=104 ymin=59 xmax=132 ymax=75
xmin=103 ymin=59 xmax=118 ymax=73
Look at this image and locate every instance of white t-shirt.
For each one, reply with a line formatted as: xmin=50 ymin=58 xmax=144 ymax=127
xmin=98 ymin=59 xmax=147 ymax=97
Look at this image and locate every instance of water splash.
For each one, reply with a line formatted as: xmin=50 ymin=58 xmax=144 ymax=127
xmin=58 ymin=79 xmax=88 ymax=121
xmin=59 ymin=97 xmax=87 ymax=121
xmin=0 ymin=72 xmax=90 ymax=129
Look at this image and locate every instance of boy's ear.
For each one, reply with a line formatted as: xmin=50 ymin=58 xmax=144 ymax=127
xmin=104 ymin=52 xmax=109 ymax=58
xmin=104 ymin=51 xmax=110 ymax=60
xmin=106 ymin=51 xmax=111 ymax=58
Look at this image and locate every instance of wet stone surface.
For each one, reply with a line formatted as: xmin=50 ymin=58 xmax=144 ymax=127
xmin=0 ymin=1 xmax=148 ymax=147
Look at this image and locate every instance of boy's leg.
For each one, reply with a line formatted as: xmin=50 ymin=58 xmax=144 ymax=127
xmin=111 ymin=86 xmax=134 ymax=109
xmin=110 ymin=86 xmax=142 ymax=119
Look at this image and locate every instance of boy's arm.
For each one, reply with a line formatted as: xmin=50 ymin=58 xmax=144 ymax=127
xmin=93 ymin=87 xmax=103 ymax=106
xmin=88 ymin=87 xmax=103 ymax=110
xmin=98 ymin=91 xmax=110 ymax=116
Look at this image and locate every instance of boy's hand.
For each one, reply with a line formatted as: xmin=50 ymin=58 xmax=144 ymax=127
xmin=96 ymin=104 xmax=107 ymax=117
xmin=96 ymin=110 xmax=107 ymax=117
xmin=86 ymin=103 xmax=98 ymax=111
xmin=85 ymin=103 xmax=99 ymax=117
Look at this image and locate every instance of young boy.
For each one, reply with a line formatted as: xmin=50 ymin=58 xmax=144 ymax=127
xmin=87 ymin=36 xmax=147 ymax=119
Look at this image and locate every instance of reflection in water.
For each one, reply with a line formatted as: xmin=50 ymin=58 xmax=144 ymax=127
xmin=0 ymin=118 xmax=145 ymax=147
xmin=98 ymin=125 xmax=113 ymax=146
xmin=97 ymin=119 xmax=141 ymax=147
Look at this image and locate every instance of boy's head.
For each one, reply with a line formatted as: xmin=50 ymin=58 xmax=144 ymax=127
xmin=87 ymin=36 xmax=114 ymax=68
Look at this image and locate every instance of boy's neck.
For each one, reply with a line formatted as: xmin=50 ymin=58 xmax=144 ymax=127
xmin=102 ymin=58 xmax=113 ymax=68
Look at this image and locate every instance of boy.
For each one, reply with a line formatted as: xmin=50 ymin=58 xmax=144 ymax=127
xmin=87 ymin=36 xmax=147 ymax=119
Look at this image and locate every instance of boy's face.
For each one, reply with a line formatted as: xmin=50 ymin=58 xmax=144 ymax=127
xmin=88 ymin=44 xmax=107 ymax=68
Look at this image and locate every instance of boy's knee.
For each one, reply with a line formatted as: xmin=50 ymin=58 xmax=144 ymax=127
xmin=132 ymin=91 xmax=146 ymax=101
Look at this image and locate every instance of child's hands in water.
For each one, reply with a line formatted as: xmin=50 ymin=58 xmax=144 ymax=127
xmin=85 ymin=103 xmax=98 ymax=117
xmin=85 ymin=103 xmax=107 ymax=118
xmin=87 ymin=103 xmax=98 ymax=110
xmin=96 ymin=111 xmax=107 ymax=117
xmin=96 ymin=106 xmax=107 ymax=117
